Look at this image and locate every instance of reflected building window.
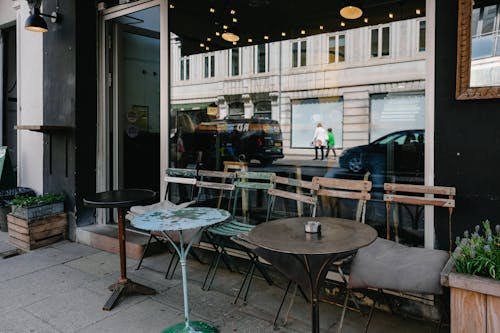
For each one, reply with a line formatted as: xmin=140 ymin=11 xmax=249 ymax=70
xmin=418 ymin=20 xmax=426 ymax=52
xmin=180 ymin=57 xmax=189 ymax=80
xmin=471 ymin=4 xmax=500 ymax=60
xmin=292 ymin=40 xmax=307 ymax=67
xmin=254 ymin=44 xmax=268 ymax=73
xmin=371 ymin=26 xmax=391 ymax=57
xmin=329 ymin=34 xmax=346 ymax=63
xmin=254 ymin=100 xmax=271 ymax=119
xmin=228 ymin=101 xmax=244 ymax=118
xmin=229 ymin=48 xmax=240 ymax=76
xmin=204 ymin=54 xmax=215 ymax=78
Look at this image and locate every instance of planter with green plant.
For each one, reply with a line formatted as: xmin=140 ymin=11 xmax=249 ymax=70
xmin=441 ymin=221 xmax=500 ymax=333
xmin=10 ymin=193 xmax=65 ymax=220
xmin=7 ymin=193 xmax=67 ymax=250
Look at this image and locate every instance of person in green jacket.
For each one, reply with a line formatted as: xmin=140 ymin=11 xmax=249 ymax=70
xmin=325 ymin=128 xmax=337 ymax=159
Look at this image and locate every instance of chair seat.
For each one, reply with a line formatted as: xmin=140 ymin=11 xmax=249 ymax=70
xmin=348 ymin=237 xmax=449 ymax=295
xmin=208 ymin=220 xmax=254 ymax=237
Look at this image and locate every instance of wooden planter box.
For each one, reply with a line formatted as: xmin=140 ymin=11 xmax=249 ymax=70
xmin=10 ymin=202 xmax=64 ymax=220
xmin=7 ymin=212 xmax=67 ymax=250
xmin=441 ymin=248 xmax=500 ymax=333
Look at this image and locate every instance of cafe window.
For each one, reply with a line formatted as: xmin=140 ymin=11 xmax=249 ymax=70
xmin=254 ymin=44 xmax=268 ymax=73
xmin=180 ymin=57 xmax=189 ymax=81
xmin=418 ymin=20 xmax=426 ymax=52
xmin=204 ymin=54 xmax=215 ymax=78
xmin=229 ymin=48 xmax=240 ymax=76
xmin=371 ymin=26 xmax=391 ymax=57
xmin=292 ymin=40 xmax=307 ymax=67
xmin=254 ymin=100 xmax=272 ymax=119
xmin=291 ymin=97 xmax=343 ymax=148
xmin=329 ymin=34 xmax=346 ymax=63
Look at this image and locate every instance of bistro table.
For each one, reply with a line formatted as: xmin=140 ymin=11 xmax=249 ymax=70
xmin=83 ymin=188 xmax=157 ymax=311
xmin=247 ymin=216 xmax=377 ymax=333
xmin=131 ymin=207 xmax=231 ymax=333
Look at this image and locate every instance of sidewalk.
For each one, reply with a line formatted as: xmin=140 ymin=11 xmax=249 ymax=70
xmin=0 ymin=232 xmax=444 ymax=333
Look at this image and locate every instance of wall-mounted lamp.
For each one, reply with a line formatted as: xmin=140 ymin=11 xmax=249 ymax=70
xmin=25 ymin=0 xmax=62 ymax=32
xmin=340 ymin=1 xmax=363 ymax=20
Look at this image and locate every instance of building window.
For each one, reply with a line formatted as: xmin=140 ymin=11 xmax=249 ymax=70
xmin=291 ymin=97 xmax=343 ymax=148
xmin=228 ymin=101 xmax=244 ymax=118
xmin=255 ymin=44 xmax=268 ymax=73
xmin=229 ymin=48 xmax=240 ymax=76
xmin=418 ymin=20 xmax=426 ymax=52
xmin=204 ymin=54 xmax=215 ymax=78
xmin=329 ymin=34 xmax=346 ymax=63
xmin=254 ymin=100 xmax=272 ymax=119
xmin=371 ymin=26 xmax=390 ymax=57
xmin=471 ymin=4 xmax=500 ymax=59
xmin=292 ymin=40 xmax=307 ymax=67
xmin=180 ymin=57 xmax=189 ymax=80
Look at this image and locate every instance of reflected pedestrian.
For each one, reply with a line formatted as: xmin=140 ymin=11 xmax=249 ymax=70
xmin=312 ymin=123 xmax=328 ymax=160
xmin=325 ymin=128 xmax=337 ymax=159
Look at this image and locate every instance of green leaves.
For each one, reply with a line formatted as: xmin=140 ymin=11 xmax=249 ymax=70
xmin=10 ymin=193 xmax=65 ymax=208
xmin=454 ymin=221 xmax=500 ymax=280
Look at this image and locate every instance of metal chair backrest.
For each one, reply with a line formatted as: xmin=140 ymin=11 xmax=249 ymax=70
xmin=266 ymin=176 xmax=319 ymax=221
xmin=312 ymin=174 xmax=372 ymax=223
xmin=383 ymin=183 xmax=456 ymax=252
xmin=196 ymin=170 xmax=236 ymax=209
xmin=232 ymin=171 xmax=276 ymax=221
xmin=164 ymin=168 xmax=198 ymax=202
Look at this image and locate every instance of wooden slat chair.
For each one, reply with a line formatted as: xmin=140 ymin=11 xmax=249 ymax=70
xmin=196 ymin=170 xmax=236 ymax=209
xmin=232 ymin=177 xmax=319 ymax=309
xmin=341 ymin=183 xmax=456 ymax=333
xmin=132 ymin=168 xmax=198 ymax=277
xmin=202 ymin=171 xmax=276 ymax=291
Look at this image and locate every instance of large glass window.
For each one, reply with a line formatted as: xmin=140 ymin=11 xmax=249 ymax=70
xmin=371 ymin=26 xmax=391 ymax=57
xmin=292 ymin=40 xmax=307 ymax=67
xmin=329 ymin=34 xmax=346 ymax=63
xmin=291 ymin=97 xmax=343 ymax=148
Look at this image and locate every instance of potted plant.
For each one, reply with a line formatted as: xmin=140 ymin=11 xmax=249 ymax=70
xmin=7 ymin=193 xmax=67 ymax=250
xmin=441 ymin=221 xmax=500 ymax=333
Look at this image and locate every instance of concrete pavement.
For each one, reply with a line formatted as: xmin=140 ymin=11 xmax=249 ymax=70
xmin=0 ymin=231 xmax=446 ymax=333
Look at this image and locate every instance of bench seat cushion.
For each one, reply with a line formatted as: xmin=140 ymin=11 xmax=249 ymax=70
xmin=348 ymin=237 xmax=449 ymax=295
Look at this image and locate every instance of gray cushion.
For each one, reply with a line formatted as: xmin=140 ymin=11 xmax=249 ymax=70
xmin=129 ymin=199 xmax=194 ymax=214
xmin=348 ymin=237 xmax=449 ymax=295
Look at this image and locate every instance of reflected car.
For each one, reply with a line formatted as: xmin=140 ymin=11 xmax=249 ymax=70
xmin=338 ymin=129 xmax=425 ymax=175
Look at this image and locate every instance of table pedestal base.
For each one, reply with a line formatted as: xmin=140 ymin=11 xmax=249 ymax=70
xmin=103 ymin=279 xmax=156 ymax=311
xmin=162 ymin=321 xmax=219 ymax=333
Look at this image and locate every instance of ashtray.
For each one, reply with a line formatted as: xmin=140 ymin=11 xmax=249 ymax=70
xmin=305 ymin=221 xmax=321 ymax=233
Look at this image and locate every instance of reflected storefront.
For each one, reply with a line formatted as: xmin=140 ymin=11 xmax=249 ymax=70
xmin=98 ymin=0 xmax=432 ymax=247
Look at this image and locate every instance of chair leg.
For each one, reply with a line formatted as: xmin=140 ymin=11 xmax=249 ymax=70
xmin=202 ymin=247 xmax=222 ymax=291
xmin=234 ymin=259 xmax=256 ymax=304
xmin=282 ymin=282 xmax=298 ymax=326
xmin=136 ymin=234 xmax=154 ymax=270
xmin=364 ymin=299 xmax=376 ymax=333
xmin=337 ymin=288 xmax=350 ymax=333
xmin=189 ymin=248 xmax=204 ymax=265
xmin=165 ymin=253 xmax=180 ymax=279
xmin=273 ymin=280 xmax=293 ymax=330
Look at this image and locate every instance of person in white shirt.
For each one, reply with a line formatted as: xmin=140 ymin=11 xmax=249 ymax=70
xmin=312 ymin=122 xmax=328 ymax=160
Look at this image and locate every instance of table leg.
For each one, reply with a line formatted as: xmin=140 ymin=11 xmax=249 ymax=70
xmin=103 ymin=208 xmax=156 ymax=311
xmin=161 ymin=229 xmax=219 ymax=333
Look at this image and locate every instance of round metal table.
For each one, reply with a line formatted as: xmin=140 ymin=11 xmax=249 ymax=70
xmin=132 ymin=207 xmax=231 ymax=333
xmin=247 ymin=217 xmax=377 ymax=333
xmin=83 ymin=188 xmax=157 ymax=311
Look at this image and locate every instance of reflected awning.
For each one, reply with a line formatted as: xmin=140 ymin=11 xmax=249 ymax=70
xmin=171 ymin=102 xmax=213 ymax=112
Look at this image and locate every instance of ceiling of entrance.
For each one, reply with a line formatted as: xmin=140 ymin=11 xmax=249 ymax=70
xmin=121 ymin=0 xmax=426 ymax=56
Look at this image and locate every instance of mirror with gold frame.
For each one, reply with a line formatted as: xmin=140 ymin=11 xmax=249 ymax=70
xmin=456 ymin=0 xmax=500 ymax=99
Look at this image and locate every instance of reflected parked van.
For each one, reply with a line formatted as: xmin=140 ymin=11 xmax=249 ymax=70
xmin=182 ymin=117 xmax=284 ymax=169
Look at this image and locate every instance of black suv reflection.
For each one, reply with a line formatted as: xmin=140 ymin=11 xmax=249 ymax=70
xmin=339 ymin=129 xmax=424 ymax=176
xmin=183 ymin=117 xmax=284 ymax=168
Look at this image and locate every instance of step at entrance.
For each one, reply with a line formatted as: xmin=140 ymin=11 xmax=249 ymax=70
xmin=76 ymin=225 xmax=164 ymax=260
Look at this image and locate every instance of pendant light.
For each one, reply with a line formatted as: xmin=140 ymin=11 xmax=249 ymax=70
xmin=340 ymin=1 xmax=363 ymax=20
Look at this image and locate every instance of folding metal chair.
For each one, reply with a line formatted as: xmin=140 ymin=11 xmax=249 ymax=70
xmin=202 ymin=171 xmax=276 ymax=291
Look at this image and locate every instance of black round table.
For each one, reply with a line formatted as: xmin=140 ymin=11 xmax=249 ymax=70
xmin=247 ymin=217 xmax=377 ymax=333
xmin=83 ymin=188 xmax=157 ymax=311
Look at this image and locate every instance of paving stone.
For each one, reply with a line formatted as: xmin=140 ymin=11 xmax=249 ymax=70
xmin=0 ymin=308 xmax=62 ymax=333
xmin=65 ymin=251 xmax=138 ymax=278
xmin=50 ymin=241 xmax=101 ymax=258
xmin=76 ymin=299 xmax=185 ymax=333
xmin=0 ymin=264 xmax=97 ymax=313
